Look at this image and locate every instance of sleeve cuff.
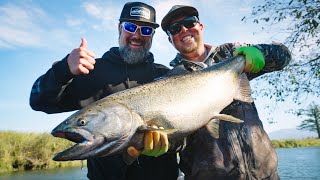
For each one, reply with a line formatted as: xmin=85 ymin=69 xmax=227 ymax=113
xmin=52 ymin=55 xmax=74 ymax=84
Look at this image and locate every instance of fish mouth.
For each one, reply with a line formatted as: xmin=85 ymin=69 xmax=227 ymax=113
xmin=51 ymin=129 xmax=104 ymax=161
xmin=52 ymin=131 xmax=86 ymax=143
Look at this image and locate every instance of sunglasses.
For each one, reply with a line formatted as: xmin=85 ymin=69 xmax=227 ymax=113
xmin=167 ymin=16 xmax=199 ymax=35
xmin=122 ymin=22 xmax=154 ymax=36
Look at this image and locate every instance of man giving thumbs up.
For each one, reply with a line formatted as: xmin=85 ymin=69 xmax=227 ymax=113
xmin=67 ymin=37 xmax=96 ymax=75
xmin=29 ymin=2 xmax=178 ymax=180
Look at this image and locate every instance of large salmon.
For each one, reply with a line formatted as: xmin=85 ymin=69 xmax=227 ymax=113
xmin=51 ymin=55 xmax=252 ymax=161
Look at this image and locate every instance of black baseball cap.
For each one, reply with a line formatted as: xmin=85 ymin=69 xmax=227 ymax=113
xmin=161 ymin=5 xmax=199 ymax=32
xmin=119 ymin=2 xmax=159 ymax=28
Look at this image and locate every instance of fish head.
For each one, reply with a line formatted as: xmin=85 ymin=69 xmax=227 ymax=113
xmin=51 ymin=102 xmax=141 ymax=161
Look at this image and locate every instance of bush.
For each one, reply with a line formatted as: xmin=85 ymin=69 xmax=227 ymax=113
xmin=0 ymin=131 xmax=84 ymax=173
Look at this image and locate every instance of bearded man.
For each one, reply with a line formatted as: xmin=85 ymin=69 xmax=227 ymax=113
xmin=29 ymin=2 xmax=179 ymax=180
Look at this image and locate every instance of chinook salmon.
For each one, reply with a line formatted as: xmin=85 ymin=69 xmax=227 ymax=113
xmin=51 ymin=55 xmax=252 ymax=161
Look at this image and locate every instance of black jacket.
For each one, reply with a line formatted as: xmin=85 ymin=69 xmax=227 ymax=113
xmin=29 ymin=47 xmax=178 ymax=180
xmin=170 ymin=43 xmax=292 ymax=180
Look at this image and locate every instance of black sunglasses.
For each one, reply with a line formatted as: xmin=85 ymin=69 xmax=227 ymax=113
xmin=167 ymin=16 xmax=199 ymax=35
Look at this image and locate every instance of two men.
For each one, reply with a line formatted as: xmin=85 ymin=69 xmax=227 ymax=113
xmin=161 ymin=5 xmax=291 ymax=179
xmin=30 ymin=2 xmax=178 ymax=180
xmin=30 ymin=2 xmax=292 ymax=180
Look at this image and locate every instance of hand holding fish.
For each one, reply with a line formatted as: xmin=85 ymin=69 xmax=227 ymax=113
xmin=67 ymin=37 xmax=96 ymax=75
xmin=51 ymin=56 xmax=246 ymax=161
xmin=233 ymin=46 xmax=265 ymax=73
xmin=127 ymin=125 xmax=169 ymax=158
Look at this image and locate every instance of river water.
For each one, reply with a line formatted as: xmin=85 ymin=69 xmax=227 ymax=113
xmin=0 ymin=147 xmax=319 ymax=180
xmin=276 ymin=147 xmax=320 ymax=180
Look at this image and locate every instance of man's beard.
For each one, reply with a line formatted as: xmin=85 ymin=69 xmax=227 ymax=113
xmin=173 ymin=34 xmax=200 ymax=54
xmin=179 ymin=37 xmax=199 ymax=54
xmin=119 ymin=38 xmax=150 ymax=64
xmin=179 ymin=42 xmax=198 ymax=54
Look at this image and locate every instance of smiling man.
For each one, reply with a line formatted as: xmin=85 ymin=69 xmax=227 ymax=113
xmin=29 ymin=2 xmax=178 ymax=180
xmin=161 ymin=5 xmax=292 ymax=180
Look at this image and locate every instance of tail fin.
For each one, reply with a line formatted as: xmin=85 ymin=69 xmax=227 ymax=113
xmin=234 ymin=73 xmax=253 ymax=103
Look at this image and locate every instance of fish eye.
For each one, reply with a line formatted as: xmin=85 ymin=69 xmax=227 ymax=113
xmin=77 ymin=118 xmax=87 ymax=126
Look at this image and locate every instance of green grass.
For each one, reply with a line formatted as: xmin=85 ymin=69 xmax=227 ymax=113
xmin=271 ymin=138 xmax=320 ymax=148
xmin=0 ymin=131 xmax=319 ymax=174
xmin=0 ymin=131 xmax=84 ymax=174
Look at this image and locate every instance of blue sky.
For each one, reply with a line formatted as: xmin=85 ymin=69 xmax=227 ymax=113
xmin=0 ymin=0 xmax=307 ymax=133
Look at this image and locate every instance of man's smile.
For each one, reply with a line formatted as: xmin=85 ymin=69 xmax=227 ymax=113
xmin=181 ymin=35 xmax=194 ymax=43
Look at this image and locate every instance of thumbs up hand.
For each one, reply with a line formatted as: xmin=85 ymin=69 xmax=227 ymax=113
xmin=67 ymin=37 xmax=96 ymax=75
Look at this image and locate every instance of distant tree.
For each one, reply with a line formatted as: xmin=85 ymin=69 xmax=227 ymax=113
xmin=296 ymin=103 xmax=320 ymax=138
xmin=242 ymin=0 xmax=319 ymax=106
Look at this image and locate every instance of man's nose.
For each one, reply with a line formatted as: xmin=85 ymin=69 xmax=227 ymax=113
xmin=180 ymin=25 xmax=188 ymax=33
xmin=132 ymin=28 xmax=143 ymax=37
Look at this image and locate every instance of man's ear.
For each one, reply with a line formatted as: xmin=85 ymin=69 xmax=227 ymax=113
xmin=199 ymin=23 xmax=204 ymax=30
xmin=118 ymin=23 xmax=121 ymax=34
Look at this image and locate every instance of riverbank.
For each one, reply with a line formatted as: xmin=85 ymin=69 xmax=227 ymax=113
xmin=0 ymin=131 xmax=84 ymax=174
xmin=271 ymin=138 xmax=320 ymax=148
xmin=0 ymin=131 xmax=319 ymax=174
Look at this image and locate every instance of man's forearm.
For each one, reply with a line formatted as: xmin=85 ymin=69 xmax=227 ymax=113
xmin=29 ymin=56 xmax=77 ymax=113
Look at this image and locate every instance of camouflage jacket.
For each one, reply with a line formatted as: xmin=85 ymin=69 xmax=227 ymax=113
xmin=169 ymin=42 xmax=291 ymax=180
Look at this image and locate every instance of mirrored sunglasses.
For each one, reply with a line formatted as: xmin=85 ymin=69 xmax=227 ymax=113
xmin=122 ymin=22 xmax=154 ymax=36
xmin=167 ymin=16 xmax=199 ymax=35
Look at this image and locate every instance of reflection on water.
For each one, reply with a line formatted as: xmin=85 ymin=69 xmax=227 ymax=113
xmin=0 ymin=147 xmax=319 ymax=180
xmin=0 ymin=166 xmax=88 ymax=180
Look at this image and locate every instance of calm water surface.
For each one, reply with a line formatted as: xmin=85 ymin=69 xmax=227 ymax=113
xmin=0 ymin=166 xmax=88 ymax=180
xmin=276 ymin=147 xmax=320 ymax=180
xmin=0 ymin=147 xmax=319 ymax=179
